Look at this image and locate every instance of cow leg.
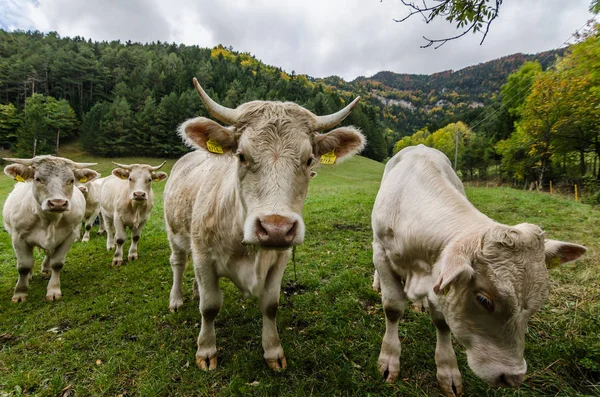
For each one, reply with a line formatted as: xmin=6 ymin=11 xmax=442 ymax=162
xmin=429 ymin=301 xmax=463 ymax=397
xmin=127 ymin=221 xmax=146 ymax=261
xmin=97 ymin=212 xmax=105 ymax=235
xmin=169 ymin=243 xmax=188 ymax=312
xmin=82 ymin=207 xmax=101 ymax=242
xmin=372 ymin=269 xmax=380 ymax=291
xmin=45 ymin=232 xmax=78 ymax=301
xmin=41 ymin=254 xmax=51 ymax=278
xmin=195 ymin=261 xmax=221 ymax=371
xmin=374 ymin=240 xmax=406 ymax=383
xmin=260 ymin=260 xmax=287 ymax=371
xmin=112 ymin=217 xmax=126 ymax=266
xmin=11 ymin=238 xmax=34 ymax=303
xmin=104 ymin=215 xmax=115 ymax=251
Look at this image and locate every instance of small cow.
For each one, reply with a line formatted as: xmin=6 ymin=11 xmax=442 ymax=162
xmin=2 ymin=156 xmax=99 ymax=302
xmin=371 ymin=145 xmax=586 ymax=396
xmin=100 ymin=162 xmax=167 ymax=266
xmin=164 ymin=78 xmax=365 ymax=371
xmin=76 ymin=175 xmax=103 ymax=242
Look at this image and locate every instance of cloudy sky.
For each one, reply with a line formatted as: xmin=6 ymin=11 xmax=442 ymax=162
xmin=0 ymin=0 xmax=595 ymax=80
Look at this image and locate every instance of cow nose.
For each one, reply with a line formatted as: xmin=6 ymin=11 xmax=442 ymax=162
xmin=256 ymin=215 xmax=297 ymax=247
xmin=133 ymin=191 xmax=147 ymax=199
xmin=47 ymin=199 xmax=68 ymax=211
xmin=497 ymin=373 xmax=525 ymax=388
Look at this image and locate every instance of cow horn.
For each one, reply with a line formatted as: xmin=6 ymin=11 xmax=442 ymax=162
xmin=73 ymin=161 xmax=97 ymax=168
xmin=111 ymin=161 xmax=133 ymax=170
xmin=193 ymin=77 xmax=240 ymax=125
xmin=3 ymin=158 xmax=35 ymax=166
xmin=150 ymin=161 xmax=166 ymax=171
xmin=313 ymin=97 xmax=361 ymax=131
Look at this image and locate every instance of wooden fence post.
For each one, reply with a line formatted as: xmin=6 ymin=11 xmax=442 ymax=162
xmin=550 ymin=180 xmax=553 ymax=194
xmin=575 ymin=184 xmax=579 ymax=202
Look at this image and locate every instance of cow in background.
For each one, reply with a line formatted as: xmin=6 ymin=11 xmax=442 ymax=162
xmin=100 ymin=162 xmax=167 ymax=266
xmin=3 ymin=156 xmax=99 ymax=302
xmin=164 ymin=78 xmax=365 ymax=371
xmin=76 ymin=175 xmax=103 ymax=241
xmin=371 ymin=145 xmax=586 ymax=396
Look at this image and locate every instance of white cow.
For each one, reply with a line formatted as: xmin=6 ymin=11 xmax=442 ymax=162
xmin=371 ymin=145 xmax=586 ymax=396
xmin=100 ymin=162 xmax=167 ymax=266
xmin=76 ymin=175 xmax=103 ymax=241
xmin=2 ymin=156 xmax=99 ymax=302
xmin=164 ymin=78 xmax=365 ymax=371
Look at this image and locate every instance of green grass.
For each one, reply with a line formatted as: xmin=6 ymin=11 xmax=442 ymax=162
xmin=0 ymin=151 xmax=599 ymax=396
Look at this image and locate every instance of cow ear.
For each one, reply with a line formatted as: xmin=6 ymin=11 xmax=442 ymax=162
xmin=313 ymin=126 xmax=366 ymax=163
xmin=544 ymin=240 xmax=586 ymax=268
xmin=4 ymin=164 xmax=35 ymax=182
xmin=433 ymin=254 xmax=474 ymax=295
xmin=112 ymin=168 xmax=130 ymax=180
xmin=179 ymin=117 xmax=236 ymax=154
xmin=74 ymin=169 xmax=99 ymax=184
xmin=152 ymin=171 xmax=168 ymax=182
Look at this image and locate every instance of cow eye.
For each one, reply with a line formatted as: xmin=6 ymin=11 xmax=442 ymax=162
xmin=35 ymin=177 xmax=42 ymax=183
xmin=146 ymin=178 xmax=151 ymax=183
xmin=69 ymin=179 xmax=74 ymax=184
xmin=476 ymin=292 xmax=495 ymax=312
xmin=237 ymin=152 xmax=248 ymax=165
xmin=128 ymin=177 xmax=133 ymax=182
xmin=306 ymin=157 xmax=314 ymax=167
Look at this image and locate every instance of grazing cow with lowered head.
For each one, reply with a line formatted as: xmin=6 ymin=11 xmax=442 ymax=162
xmin=371 ymin=145 xmax=586 ymax=396
xmin=164 ymin=78 xmax=365 ymax=371
xmin=100 ymin=162 xmax=167 ymax=266
xmin=76 ymin=175 xmax=103 ymax=241
xmin=2 ymin=156 xmax=99 ymax=302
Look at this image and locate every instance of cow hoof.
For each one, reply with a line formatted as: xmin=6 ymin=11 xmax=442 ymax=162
xmin=11 ymin=294 xmax=28 ymax=303
xmin=378 ymin=357 xmax=399 ymax=383
xmin=46 ymin=292 xmax=62 ymax=301
xmin=169 ymin=299 xmax=183 ymax=312
xmin=196 ymin=355 xmax=217 ymax=371
xmin=128 ymin=253 xmax=138 ymax=261
xmin=107 ymin=245 xmax=115 ymax=251
xmin=112 ymin=259 xmax=123 ymax=267
xmin=437 ymin=369 xmax=463 ymax=397
xmin=266 ymin=357 xmax=287 ymax=371
xmin=82 ymin=237 xmax=90 ymax=242
xmin=40 ymin=270 xmax=51 ymax=278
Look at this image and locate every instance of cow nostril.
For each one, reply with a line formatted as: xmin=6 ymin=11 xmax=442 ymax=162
xmin=256 ymin=219 xmax=268 ymax=238
xmin=286 ymin=221 xmax=297 ymax=238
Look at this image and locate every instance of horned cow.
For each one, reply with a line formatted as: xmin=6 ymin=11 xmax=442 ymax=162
xmin=371 ymin=145 xmax=586 ymax=396
xmin=2 ymin=155 xmax=99 ymax=302
xmin=100 ymin=162 xmax=167 ymax=266
xmin=164 ymin=78 xmax=365 ymax=371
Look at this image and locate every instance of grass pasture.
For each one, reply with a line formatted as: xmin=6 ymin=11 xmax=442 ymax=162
xmin=0 ymin=152 xmax=599 ymax=396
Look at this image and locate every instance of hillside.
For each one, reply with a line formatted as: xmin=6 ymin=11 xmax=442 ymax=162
xmin=0 ymin=30 xmax=563 ymax=159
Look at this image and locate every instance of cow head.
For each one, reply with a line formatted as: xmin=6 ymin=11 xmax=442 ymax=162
xmin=3 ymin=155 xmax=99 ymax=212
xmin=180 ymin=78 xmax=365 ymax=249
xmin=433 ymin=223 xmax=586 ymax=388
xmin=111 ymin=161 xmax=168 ymax=201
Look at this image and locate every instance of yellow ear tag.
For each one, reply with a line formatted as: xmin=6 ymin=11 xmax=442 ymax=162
xmin=206 ymin=138 xmax=224 ymax=154
xmin=443 ymin=287 xmax=449 ymax=296
xmin=120 ymin=175 xmax=128 ymax=180
xmin=320 ymin=151 xmax=336 ymax=165
xmin=15 ymin=175 xmax=25 ymax=183
xmin=79 ymin=177 xmax=88 ymax=183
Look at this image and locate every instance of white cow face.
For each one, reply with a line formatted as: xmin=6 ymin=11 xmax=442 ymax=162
xmin=434 ymin=223 xmax=586 ymax=387
xmin=3 ymin=156 xmax=99 ymax=212
xmin=112 ymin=164 xmax=168 ymax=201
xmin=180 ymin=98 xmax=365 ymax=249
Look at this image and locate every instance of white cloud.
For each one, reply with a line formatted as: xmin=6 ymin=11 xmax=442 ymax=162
xmin=2 ymin=0 xmax=594 ymax=80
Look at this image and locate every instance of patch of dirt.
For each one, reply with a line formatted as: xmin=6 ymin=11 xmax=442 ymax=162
xmin=282 ymin=282 xmax=307 ymax=296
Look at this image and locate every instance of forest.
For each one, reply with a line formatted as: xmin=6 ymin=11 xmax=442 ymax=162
xmin=0 ymin=25 xmax=598 ymax=192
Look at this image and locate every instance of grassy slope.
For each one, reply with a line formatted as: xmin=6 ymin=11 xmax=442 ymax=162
xmin=0 ymin=153 xmax=598 ymax=397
